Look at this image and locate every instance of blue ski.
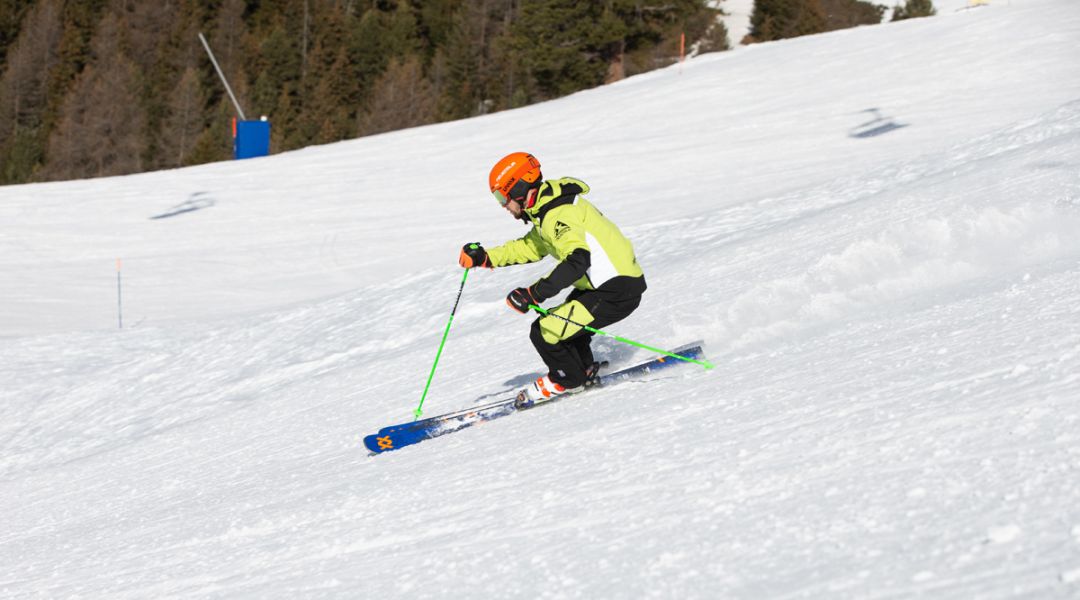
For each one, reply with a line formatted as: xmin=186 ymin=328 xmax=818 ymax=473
xmin=364 ymin=343 xmax=705 ymax=454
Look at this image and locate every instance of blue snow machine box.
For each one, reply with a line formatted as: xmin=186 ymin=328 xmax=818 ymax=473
xmin=233 ymin=118 xmax=270 ymax=160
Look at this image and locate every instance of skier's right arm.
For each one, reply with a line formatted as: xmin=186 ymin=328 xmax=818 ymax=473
xmin=484 ymin=228 xmax=548 ymax=267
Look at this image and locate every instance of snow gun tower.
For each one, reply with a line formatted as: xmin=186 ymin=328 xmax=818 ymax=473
xmin=198 ymin=32 xmax=270 ymax=160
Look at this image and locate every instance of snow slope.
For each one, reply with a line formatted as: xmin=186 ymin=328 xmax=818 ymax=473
xmin=2 ymin=1 xmax=1080 ymax=597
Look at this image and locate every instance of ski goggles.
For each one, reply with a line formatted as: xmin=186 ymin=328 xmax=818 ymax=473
xmin=493 ymin=178 xmax=533 ymax=207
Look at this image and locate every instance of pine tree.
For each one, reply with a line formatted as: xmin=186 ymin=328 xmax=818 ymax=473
xmin=892 ymin=0 xmax=936 ymax=20
xmin=821 ymin=0 xmax=886 ymax=31
xmin=748 ymin=0 xmax=828 ymax=43
xmin=0 ymin=0 xmax=63 ymax=183
xmin=114 ymin=0 xmax=186 ymax=170
xmin=45 ymin=0 xmax=109 ymax=132
xmin=696 ymin=20 xmax=732 ymax=55
xmin=304 ymin=47 xmax=355 ymax=144
xmin=158 ymin=66 xmax=207 ymax=167
xmin=488 ymin=5 xmax=533 ymax=110
xmin=415 ymin=0 xmax=461 ymax=58
xmin=0 ymin=0 xmax=36 ymax=66
xmin=346 ymin=3 xmax=421 ymax=103
xmin=250 ymin=24 xmax=301 ymax=125
xmin=186 ymin=98 xmax=233 ymax=165
xmin=438 ymin=0 xmax=497 ymax=119
xmin=499 ymin=0 xmax=718 ymax=100
xmin=358 ymin=54 xmax=438 ymax=137
xmin=41 ymin=12 xmax=147 ymax=180
xmin=508 ymin=0 xmax=609 ymax=100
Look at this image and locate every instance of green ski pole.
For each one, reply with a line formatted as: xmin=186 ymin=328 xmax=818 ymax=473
xmin=529 ymin=304 xmax=714 ymax=370
xmin=413 ymin=268 xmax=470 ymax=420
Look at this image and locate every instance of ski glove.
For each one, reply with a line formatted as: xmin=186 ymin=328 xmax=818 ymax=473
xmin=459 ymin=243 xmax=491 ymax=269
xmin=506 ymin=286 xmax=540 ymax=314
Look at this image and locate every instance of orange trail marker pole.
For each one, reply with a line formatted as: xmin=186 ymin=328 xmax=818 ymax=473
xmin=679 ymin=32 xmax=686 ymax=73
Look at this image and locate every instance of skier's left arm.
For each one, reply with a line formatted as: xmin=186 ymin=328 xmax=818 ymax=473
xmin=531 ymin=248 xmax=589 ymax=302
xmin=506 ymin=216 xmax=591 ymax=312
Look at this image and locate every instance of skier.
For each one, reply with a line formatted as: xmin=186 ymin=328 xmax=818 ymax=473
xmin=458 ymin=152 xmax=647 ymax=407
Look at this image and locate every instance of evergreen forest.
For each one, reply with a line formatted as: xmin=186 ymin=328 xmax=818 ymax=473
xmin=0 ymin=0 xmax=918 ymax=185
xmin=0 ymin=0 xmax=728 ymax=184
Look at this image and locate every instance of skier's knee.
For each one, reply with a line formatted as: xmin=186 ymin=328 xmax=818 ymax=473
xmin=537 ymin=300 xmax=594 ymax=345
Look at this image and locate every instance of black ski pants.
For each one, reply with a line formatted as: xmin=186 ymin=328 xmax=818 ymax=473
xmin=529 ymin=276 xmax=646 ymax=388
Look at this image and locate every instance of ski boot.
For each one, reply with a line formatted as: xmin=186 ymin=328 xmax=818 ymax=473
xmin=514 ymin=374 xmax=582 ymax=409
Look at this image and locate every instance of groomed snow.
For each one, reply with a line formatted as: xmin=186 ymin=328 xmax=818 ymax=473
xmin=2 ymin=1 xmax=1079 ymax=597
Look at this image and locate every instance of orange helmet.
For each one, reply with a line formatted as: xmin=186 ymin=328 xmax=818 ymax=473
xmin=489 ymin=152 xmax=542 ymax=209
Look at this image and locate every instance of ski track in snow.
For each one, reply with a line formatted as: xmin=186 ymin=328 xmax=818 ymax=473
xmin=2 ymin=1 xmax=1080 ymax=598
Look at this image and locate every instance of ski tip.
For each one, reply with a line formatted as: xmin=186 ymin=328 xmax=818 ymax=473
xmin=363 ymin=433 xmax=398 ymax=454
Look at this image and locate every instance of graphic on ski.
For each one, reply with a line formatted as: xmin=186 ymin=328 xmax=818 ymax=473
xmin=364 ymin=343 xmax=705 ymax=454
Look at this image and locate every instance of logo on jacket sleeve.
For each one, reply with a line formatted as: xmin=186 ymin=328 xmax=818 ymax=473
xmin=553 ymin=221 xmax=571 ymax=240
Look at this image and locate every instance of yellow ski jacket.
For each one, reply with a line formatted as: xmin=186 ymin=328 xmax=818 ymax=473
xmin=487 ymin=177 xmax=645 ymax=301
